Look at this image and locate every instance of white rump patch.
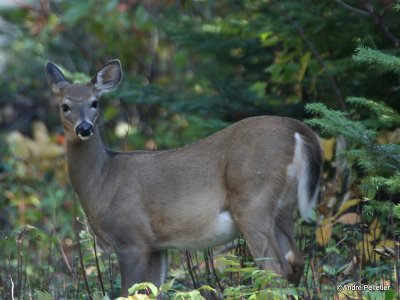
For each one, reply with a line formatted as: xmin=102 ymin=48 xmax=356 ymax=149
xmin=287 ymin=132 xmax=315 ymax=222
xmin=285 ymin=250 xmax=295 ymax=264
xmin=215 ymin=211 xmax=237 ymax=238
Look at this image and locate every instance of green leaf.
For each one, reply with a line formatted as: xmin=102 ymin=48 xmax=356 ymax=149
xmin=172 ymin=290 xmax=205 ymax=300
xmin=385 ymin=288 xmax=395 ymax=300
xmin=159 ymin=279 xmax=175 ymax=293
xmin=35 ymin=290 xmax=52 ymax=300
xmin=101 ymin=294 xmax=112 ymax=300
xmin=197 ymin=285 xmax=216 ymax=293
xmin=128 ymin=282 xmax=159 ymax=297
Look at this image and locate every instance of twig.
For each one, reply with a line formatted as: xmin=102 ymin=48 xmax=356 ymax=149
xmin=93 ymin=235 xmax=106 ymax=296
xmin=310 ymin=258 xmax=322 ymax=299
xmin=333 ymin=0 xmax=369 ymax=16
xmin=16 ymin=229 xmax=24 ymax=299
xmin=74 ymin=195 xmax=93 ymax=300
xmin=185 ymin=251 xmax=199 ymax=289
xmin=293 ymin=20 xmax=346 ymax=111
xmin=46 ymin=228 xmax=54 ymax=287
xmin=334 ymin=0 xmax=400 ymax=47
xmin=75 ymin=219 xmax=93 ymax=300
xmin=368 ymin=9 xmax=400 ymax=47
xmin=207 ymin=249 xmax=224 ymax=293
xmin=10 ymin=277 xmax=15 ymax=300
xmin=58 ymin=238 xmax=79 ymax=281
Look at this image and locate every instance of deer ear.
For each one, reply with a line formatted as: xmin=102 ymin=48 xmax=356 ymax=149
xmin=93 ymin=59 xmax=122 ymax=95
xmin=45 ymin=62 xmax=67 ymax=95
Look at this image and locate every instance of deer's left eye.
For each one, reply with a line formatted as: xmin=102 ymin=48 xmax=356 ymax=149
xmin=91 ymin=100 xmax=98 ymax=109
xmin=61 ymin=104 xmax=70 ymax=112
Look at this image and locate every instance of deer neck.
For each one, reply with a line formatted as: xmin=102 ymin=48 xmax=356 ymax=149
xmin=66 ymin=126 xmax=109 ymax=200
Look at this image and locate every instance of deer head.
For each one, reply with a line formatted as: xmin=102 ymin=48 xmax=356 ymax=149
xmin=45 ymin=60 xmax=122 ymax=142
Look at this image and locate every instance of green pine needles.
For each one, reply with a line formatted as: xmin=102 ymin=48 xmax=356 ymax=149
xmin=306 ymin=47 xmax=400 ymax=234
xmin=353 ymin=46 xmax=400 ymax=75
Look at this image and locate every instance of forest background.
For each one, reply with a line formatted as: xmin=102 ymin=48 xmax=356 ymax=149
xmin=0 ymin=0 xmax=399 ymax=299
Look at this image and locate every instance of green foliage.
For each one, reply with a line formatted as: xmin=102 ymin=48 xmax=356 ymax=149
xmin=306 ymin=101 xmax=376 ymax=144
xmin=307 ymin=97 xmax=400 ymax=196
xmin=1 ymin=0 xmax=400 ymax=299
xmin=306 ymin=46 xmax=399 ymax=298
xmin=115 ymin=280 xmax=215 ymax=300
xmin=218 ymin=254 xmax=300 ymax=299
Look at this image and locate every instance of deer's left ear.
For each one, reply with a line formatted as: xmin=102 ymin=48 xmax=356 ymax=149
xmin=93 ymin=59 xmax=122 ymax=95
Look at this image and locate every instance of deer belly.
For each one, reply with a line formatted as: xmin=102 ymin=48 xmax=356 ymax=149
xmin=161 ymin=211 xmax=239 ymax=250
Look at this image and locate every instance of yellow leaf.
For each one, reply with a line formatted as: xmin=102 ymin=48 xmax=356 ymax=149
xmin=377 ymin=128 xmax=400 ymax=144
xmin=85 ymin=266 xmax=96 ymax=275
xmin=41 ymin=144 xmax=65 ymax=158
xmin=377 ymin=131 xmax=390 ymax=144
xmin=369 ymin=218 xmax=381 ymax=239
xmin=32 ymin=121 xmax=50 ymax=144
xmin=374 ymin=240 xmax=396 ymax=261
xmin=321 ymin=137 xmax=335 ymax=161
xmin=334 ymin=199 xmax=361 ymax=218
xmin=316 ymin=219 xmax=333 ymax=246
xmin=356 ymin=237 xmax=375 ymax=261
xmin=6 ymin=131 xmax=30 ymax=158
xmin=129 ymin=295 xmax=151 ymax=300
xmin=336 ymin=213 xmax=360 ymax=225
xmin=376 ymin=239 xmax=395 ymax=249
xmin=389 ymin=127 xmax=400 ymax=143
xmin=338 ymin=284 xmax=368 ymax=300
xmin=365 ymin=233 xmax=375 ymax=242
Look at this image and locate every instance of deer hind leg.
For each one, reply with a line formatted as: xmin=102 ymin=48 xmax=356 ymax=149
xmin=230 ymin=198 xmax=293 ymax=281
xmin=274 ymin=178 xmax=306 ymax=285
xmin=275 ymin=214 xmax=304 ymax=285
xmin=230 ymin=189 xmax=303 ymax=284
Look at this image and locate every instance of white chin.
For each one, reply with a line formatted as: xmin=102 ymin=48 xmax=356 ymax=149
xmin=78 ymin=134 xmax=92 ymax=141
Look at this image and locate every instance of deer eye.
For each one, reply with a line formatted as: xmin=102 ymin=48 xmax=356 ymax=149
xmin=91 ymin=100 xmax=98 ymax=109
xmin=61 ymin=103 xmax=70 ymax=112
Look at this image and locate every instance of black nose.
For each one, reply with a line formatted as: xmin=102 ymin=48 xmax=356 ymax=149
xmin=75 ymin=122 xmax=94 ymax=138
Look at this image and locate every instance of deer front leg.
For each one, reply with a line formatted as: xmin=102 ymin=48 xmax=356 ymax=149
xmin=146 ymin=250 xmax=168 ymax=285
xmin=116 ymin=246 xmax=149 ymax=297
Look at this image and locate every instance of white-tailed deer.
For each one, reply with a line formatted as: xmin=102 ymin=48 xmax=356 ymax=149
xmin=46 ymin=60 xmax=322 ymax=296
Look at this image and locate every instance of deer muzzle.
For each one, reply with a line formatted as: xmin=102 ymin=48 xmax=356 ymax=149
xmin=75 ymin=122 xmax=94 ymax=140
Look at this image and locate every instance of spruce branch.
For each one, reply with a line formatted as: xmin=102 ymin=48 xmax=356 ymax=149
xmin=353 ymin=46 xmax=400 ymax=75
xmin=347 ymin=97 xmax=400 ymax=125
